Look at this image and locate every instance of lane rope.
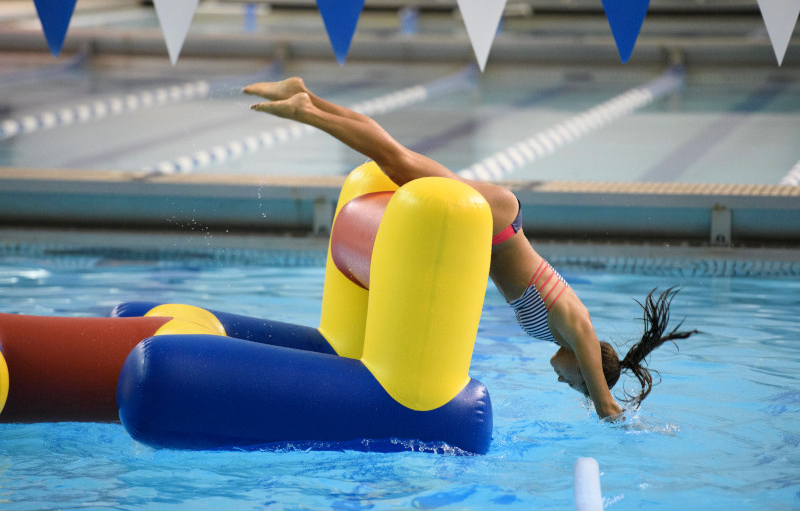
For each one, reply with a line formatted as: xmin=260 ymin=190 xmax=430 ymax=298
xmin=0 ymin=80 xmax=211 ymax=141
xmin=0 ymin=59 xmax=283 ymax=143
xmin=143 ymin=66 xmax=478 ymax=176
xmin=457 ymin=66 xmax=685 ymax=181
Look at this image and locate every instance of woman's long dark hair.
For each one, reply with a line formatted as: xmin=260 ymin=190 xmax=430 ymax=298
xmin=600 ymin=287 xmax=699 ymax=409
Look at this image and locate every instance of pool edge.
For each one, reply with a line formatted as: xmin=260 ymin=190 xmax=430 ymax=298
xmin=1 ymin=168 xmax=798 ymax=248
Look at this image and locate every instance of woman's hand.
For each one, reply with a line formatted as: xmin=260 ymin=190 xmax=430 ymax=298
xmin=597 ymin=402 xmax=624 ymax=422
xmin=549 ymin=297 xmax=623 ymax=421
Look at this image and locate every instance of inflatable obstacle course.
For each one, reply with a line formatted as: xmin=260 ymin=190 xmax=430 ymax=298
xmin=0 ymin=162 xmax=494 ymax=453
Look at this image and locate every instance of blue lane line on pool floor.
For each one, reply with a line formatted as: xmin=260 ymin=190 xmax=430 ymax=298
xmin=457 ymin=66 xmax=686 ymax=181
xmin=0 ymin=50 xmax=87 ymax=86
xmin=409 ymin=84 xmax=571 ymax=156
xmin=59 ymin=109 xmax=257 ymax=170
xmin=640 ymin=78 xmax=793 ymax=183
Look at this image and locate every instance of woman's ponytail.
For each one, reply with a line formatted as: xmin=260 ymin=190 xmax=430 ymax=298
xmin=617 ymin=287 xmax=699 ymax=408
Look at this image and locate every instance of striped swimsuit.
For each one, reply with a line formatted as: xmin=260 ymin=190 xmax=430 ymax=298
xmin=508 ymin=259 xmax=569 ymax=343
xmin=491 ymin=200 xmax=569 ymax=343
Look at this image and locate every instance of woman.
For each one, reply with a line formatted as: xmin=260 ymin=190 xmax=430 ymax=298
xmin=244 ymin=78 xmax=697 ymax=420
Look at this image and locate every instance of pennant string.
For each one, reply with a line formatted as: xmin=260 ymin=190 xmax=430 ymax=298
xmin=28 ymin=2 xmax=796 ymax=69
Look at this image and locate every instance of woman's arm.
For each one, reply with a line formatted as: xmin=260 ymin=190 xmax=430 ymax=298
xmin=551 ymin=300 xmax=623 ymax=419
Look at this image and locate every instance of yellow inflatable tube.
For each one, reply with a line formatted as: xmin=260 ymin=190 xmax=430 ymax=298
xmin=318 ymin=161 xmax=397 ymax=359
xmin=146 ymin=304 xmax=227 ymax=337
xmin=362 ymin=177 xmax=492 ymax=411
xmin=0 ymin=350 xmax=8 ymax=415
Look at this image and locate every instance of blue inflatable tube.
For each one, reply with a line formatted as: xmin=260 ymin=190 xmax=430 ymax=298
xmin=111 ymin=301 xmax=336 ymax=355
xmin=117 ymin=334 xmax=493 ymax=454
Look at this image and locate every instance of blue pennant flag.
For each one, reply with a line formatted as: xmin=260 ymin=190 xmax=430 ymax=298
xmin=33 ymin=0 xmax=78 ymax=57
xmin=602 ymin=0 xmax=651 ymax=63
xmin=316 ymin=0 xmax=365 ymax=65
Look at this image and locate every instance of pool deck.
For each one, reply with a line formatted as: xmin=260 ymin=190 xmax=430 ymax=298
xmin=1 ymin=167 xmax=798 ymax=275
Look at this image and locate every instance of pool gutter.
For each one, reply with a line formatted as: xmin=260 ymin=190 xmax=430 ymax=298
xmin=1 ymin=168 xmax=798 ymax=248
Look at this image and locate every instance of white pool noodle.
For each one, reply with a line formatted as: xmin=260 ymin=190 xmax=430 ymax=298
xmin=574 ymin=457 xmax=603 ymax=511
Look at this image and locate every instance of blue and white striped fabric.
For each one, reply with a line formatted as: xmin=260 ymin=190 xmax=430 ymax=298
xmin=507 ymin=263 xmax=569 ymax=344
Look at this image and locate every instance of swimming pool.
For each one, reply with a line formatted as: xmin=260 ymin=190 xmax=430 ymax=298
xmin=1 ymin=248 xmax=798 ymax=510
xmin=1 ymin=54 xmax=798 ymax=185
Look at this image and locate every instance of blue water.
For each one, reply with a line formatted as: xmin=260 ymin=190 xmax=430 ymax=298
xmin=1 ymin=253 xmax=799 ymax=510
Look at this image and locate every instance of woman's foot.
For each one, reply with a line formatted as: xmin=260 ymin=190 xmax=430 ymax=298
xmin=251 ymin=92 xmax=313 ymax=121
xmin=243 ymin=77 xmax=307 ymax=101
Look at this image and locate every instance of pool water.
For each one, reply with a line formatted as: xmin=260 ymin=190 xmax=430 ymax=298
xmin=1 ymin=252 xmax=799 ymax=510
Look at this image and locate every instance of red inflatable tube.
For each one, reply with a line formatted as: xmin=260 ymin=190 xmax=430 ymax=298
xmin=330 ymin=191 xmax=393 ymax=289
xmin=0 ymin=313 xmax=168 ymax=423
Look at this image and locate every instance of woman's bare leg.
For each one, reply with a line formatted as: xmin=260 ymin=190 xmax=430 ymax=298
xmin=248 ymin=87 xmax=520 ymax=229
xmin=250 ymin=92 xmax=457 ymax=186
xmin=244 ymin=77 xmax=369 ymax=124
xmin=246 ymin=78 xmax=458 ymax=184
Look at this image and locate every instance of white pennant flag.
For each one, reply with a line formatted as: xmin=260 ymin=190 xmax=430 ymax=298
xmin=457 ymin=0 xmax=507 ymax=72
xmin=757 ymin=0 xmax=800 ymax=66
xmin=153 ymin=0 xmax=199 ymax=65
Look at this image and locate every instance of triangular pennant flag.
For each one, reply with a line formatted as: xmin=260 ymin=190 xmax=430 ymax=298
xmin=33 ymin=0 xmax=78 ymax=58
xmin=153 ymin=0 xmax=199 ymax=65
xmin=602 ymin=0 xmax=651 ymax=63
xmin=457 ymin=0 xmax=507 ymax=72
xmin=757 ymin=0 xmax=800 ymax=66
xmin=316 ymin=0 xmax=365 ymax=65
